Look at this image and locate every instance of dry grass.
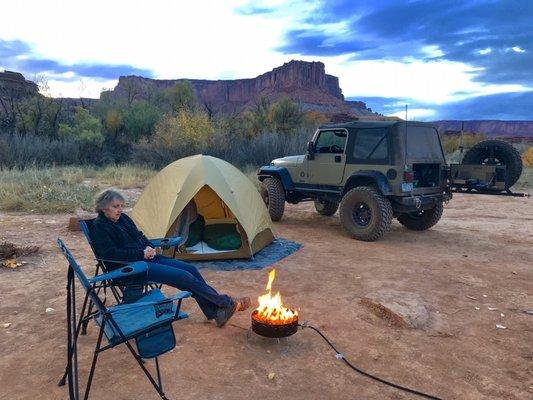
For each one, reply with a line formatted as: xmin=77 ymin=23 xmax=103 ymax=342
xmin=522 ymin=146 xmax=533 ymax=167
xmin=0 ymin=165 xmax=155 ymax=213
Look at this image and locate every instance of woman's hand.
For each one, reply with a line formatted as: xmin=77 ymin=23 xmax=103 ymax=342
xmin=143 ymin=246 xmax=156 ymax=260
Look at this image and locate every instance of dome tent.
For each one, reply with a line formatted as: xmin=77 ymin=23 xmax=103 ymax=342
xmin=131 ymin=155 xmax=275 ymax=260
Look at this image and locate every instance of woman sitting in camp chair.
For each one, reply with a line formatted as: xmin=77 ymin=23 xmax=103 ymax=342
xmin=91 ymin=189 xmax=250 ymax=328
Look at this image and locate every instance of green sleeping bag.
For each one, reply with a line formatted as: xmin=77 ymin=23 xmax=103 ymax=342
xmin=203 ymin=224 xmax=242 ymax=250
xmin=185 ymin=215 xmax=205 ymax=247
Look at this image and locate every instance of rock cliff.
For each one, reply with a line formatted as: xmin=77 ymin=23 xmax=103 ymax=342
xmin=0 ymin=71 xmax=38 ymax=98
xmin=111 ymin=60 xmax=374 ymax=116
xmin=434 ymin=120 xmax=533 ymax=138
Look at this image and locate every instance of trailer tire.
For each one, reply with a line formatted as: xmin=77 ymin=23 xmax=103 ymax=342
xmin=314 ymin=199 xmax=339 ymax=216
xmin=260 ymin=178 xmax=285 ymax=221
xmin=339 ymin=187 xmax=392 ymax=241
xmin=397 ymin=201 xmax=443 ymax=231
xmin=462 ymin=140 xmax=523 ymax=187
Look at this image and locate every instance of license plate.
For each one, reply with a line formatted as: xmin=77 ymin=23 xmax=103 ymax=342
xmin=401 ymin=182 xmax=413 ymax=192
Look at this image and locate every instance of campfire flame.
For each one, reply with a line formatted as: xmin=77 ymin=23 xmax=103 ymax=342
xmin=255 ymin=269 xmax=298 ymax=325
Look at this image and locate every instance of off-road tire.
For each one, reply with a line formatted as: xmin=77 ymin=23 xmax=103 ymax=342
xmin=397 ymin=201 xmax=443 ymax=231
xmin=314 ymin=199 xmax=339 ymax=216
xmin=260 ymin=178 xmax=285 ymax=221
xmin=462 ymin=139 xmax=523 ymax=187
xmin=339 ymin=186 xmax=393 ymax=241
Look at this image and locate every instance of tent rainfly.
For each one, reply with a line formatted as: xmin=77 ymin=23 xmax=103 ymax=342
xmin=131 ymin=155 xmax=275 ymax=260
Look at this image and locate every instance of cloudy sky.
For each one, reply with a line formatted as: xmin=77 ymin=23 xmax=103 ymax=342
xmin=1 ymin=0 xmax=531 ymax=120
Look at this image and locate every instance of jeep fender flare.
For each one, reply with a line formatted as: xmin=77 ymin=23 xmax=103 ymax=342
xmin=257 ymin=166 xmax=295 ymax=191
xmin=343 ymin=171 xmax=393 ymax=196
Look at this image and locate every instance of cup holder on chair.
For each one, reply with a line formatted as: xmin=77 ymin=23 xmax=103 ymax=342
xmin=121 ymin=266 xmax=134 ymax=273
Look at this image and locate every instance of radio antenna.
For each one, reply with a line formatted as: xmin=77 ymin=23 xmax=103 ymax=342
xmin=405 ymin=104 xmax=408 ymax=121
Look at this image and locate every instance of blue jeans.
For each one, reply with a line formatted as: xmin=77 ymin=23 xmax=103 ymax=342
xmin=144 ymin=255 xmax=233 ymax=320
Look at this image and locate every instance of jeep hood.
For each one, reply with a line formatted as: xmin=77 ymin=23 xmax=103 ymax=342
xmin=271 ymin=155 xmax=305 ymax=167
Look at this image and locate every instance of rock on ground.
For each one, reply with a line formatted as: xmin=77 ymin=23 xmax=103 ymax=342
xmin=361 ymin=290 xmax=431 ymax=329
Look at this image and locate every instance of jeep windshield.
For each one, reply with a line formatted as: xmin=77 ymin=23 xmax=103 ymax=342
xmin=405 ymin=126 xmax=445 ymax=163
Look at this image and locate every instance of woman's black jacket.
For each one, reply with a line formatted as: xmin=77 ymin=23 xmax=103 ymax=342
xmin=91 ymin=212 xmax=151 ymax=269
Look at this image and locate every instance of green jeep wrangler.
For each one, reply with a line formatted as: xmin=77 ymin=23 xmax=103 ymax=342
xmin=258 ymin=120 xmax=525 ymax=241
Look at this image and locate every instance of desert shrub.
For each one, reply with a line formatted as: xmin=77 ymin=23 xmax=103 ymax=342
xmin=131 ymin=110 xmax=213 ymax=167
xmin=522 ymin=146 xmax=533 ymax=167
xmin=209 ymin=129 xmax=310 ymax=166
xmin=164 ymin=81 xmax=197 ymax=114
xmin=270 ymin=97 xmax=303 ymax=134
xmin=58 ymin=106 xmax=104 ymax=146
xmin=0 ymin=133 xmax=81 ymax=168
xmin=104 ymin=109 xmax=124 ymax=137
xmin=123 ymin=101 xmax=161 ymax=141
xmin=440 ymin=132 xmax=486 ymax=154
xmin=302 ymin=110 xmax=328 ymax=130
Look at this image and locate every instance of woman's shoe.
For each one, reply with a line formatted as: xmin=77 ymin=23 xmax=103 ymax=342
xmin=235 ymin=297 xmax=251 ymax=312
xmin=215 ymin=302 xmax=237 ymax=328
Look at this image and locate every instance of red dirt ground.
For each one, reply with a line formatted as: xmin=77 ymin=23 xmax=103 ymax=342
xmin=0 ymin=194 xmax=532 ymax=400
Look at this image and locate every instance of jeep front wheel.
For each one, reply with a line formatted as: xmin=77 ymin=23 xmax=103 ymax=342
xmin=339 ymin=187 xmax=393 ymax=241
xmin=260 ymin=178 xmax=285 ymax=221
xmin=397 ymin=201 xmax=443 ymax=231
xmin=314 ymin=199 xmax=339 ymax=216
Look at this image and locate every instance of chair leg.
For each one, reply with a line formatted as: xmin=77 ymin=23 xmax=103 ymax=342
xmin=82 ymin=322 xmax=105 ymax=400
xmin=124 ymin=341 xmax=169 ymax=399
xmin=81 ymin=300 xmax=94 ymax=335
xmin=64 ymin=267 xmax=80 ymax=399
xmin=155 ymin=357 xmax=163 ymax=392
xmin=59 ymin=286 xmax=94 ymax=387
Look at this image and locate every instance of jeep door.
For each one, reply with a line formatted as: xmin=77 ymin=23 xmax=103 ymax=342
xmin=307 ymin=129 xmax=348 ymax=185
xmin=343 ymin=127 xmax=396 ymax=187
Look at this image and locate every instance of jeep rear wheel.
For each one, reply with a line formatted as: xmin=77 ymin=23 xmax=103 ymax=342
xmin=314 ymin=199 xmax=339 ymax=216
xmin=339 ymin=187 xmax=393 ymax=241
xmin=397 ymin=201 xmax=443 ymax=231
xmin=260 ymin=178 xmax=285 ymax=221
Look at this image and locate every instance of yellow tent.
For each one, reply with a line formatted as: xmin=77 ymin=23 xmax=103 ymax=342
xmin=131 ymin=155 xmax=275 ymax=260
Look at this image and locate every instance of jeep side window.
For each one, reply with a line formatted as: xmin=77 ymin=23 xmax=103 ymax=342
xmin=315 ymin=130 xmax=347 ymax=154
xmin=353 ymin=128 xmax=389 ymax=161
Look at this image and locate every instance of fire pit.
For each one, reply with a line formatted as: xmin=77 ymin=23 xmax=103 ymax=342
xmin=251 ymin=269 xmax=299 ymax=338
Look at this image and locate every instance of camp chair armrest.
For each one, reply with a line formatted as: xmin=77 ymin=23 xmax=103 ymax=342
xmin=108 ymin=290 xmax=192 ymax=312
xmin=149 ymin=236 xmax=183 ymax=249
xmin=89 ymin=261 xmax=149 ymax=284
xmin=95 ymin=258 xmax=130 ymax=265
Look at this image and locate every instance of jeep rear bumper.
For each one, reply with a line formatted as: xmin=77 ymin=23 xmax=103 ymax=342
xmin=391 ymin=192 xmax=451 ymax=213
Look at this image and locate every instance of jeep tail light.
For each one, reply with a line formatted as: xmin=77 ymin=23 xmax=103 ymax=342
xmin=404 ymin=171 xmax=414 ymax=182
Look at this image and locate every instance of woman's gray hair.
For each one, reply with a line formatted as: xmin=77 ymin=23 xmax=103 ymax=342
xmin=94 ymin=189 xmax=125 ymax=213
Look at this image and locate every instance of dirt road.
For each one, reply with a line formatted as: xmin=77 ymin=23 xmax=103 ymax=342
xmin=0 ymin=194 xmax=532 ymax=399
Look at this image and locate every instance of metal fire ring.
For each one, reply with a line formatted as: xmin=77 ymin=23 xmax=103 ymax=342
xmin=251 ymin=310 xmax=298 ymax=338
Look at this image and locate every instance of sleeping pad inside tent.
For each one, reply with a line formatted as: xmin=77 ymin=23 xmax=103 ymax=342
xmin=131 ymin=155 xmax=275 ymax=260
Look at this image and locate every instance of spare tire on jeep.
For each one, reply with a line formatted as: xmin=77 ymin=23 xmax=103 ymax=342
xmin=260 ymin=178 xmax=285 ymax=221
xmin=462 ymin=139 xmax=523 ymax=187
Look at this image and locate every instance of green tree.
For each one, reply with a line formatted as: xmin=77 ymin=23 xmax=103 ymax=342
xmin=16 ymin=95 xmax=63 ymax=137
xmin=104 ymin=109 xmax=124 ymax=139
xmin=164 ymin=81 xmax=196 ymax=114
xmin=58 ymin=106 xmax=104 ymax=145
xmin=270 ymin=97 xmax=302 ymax=134
xmin=151 ymin=110 xmax=213 ymax=155
xmin=123 ymin=101 xmax=160 ymax=141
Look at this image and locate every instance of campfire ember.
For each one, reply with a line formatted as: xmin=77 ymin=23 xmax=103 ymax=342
xmin=251 ymin=269 xmax=299 ymax=338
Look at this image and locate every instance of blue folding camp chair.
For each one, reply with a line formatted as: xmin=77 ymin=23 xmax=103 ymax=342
xmin=56 ymin=238 xmax=191 ymax=400
xmin=77 ymin=218 xmax=183 ymax=334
